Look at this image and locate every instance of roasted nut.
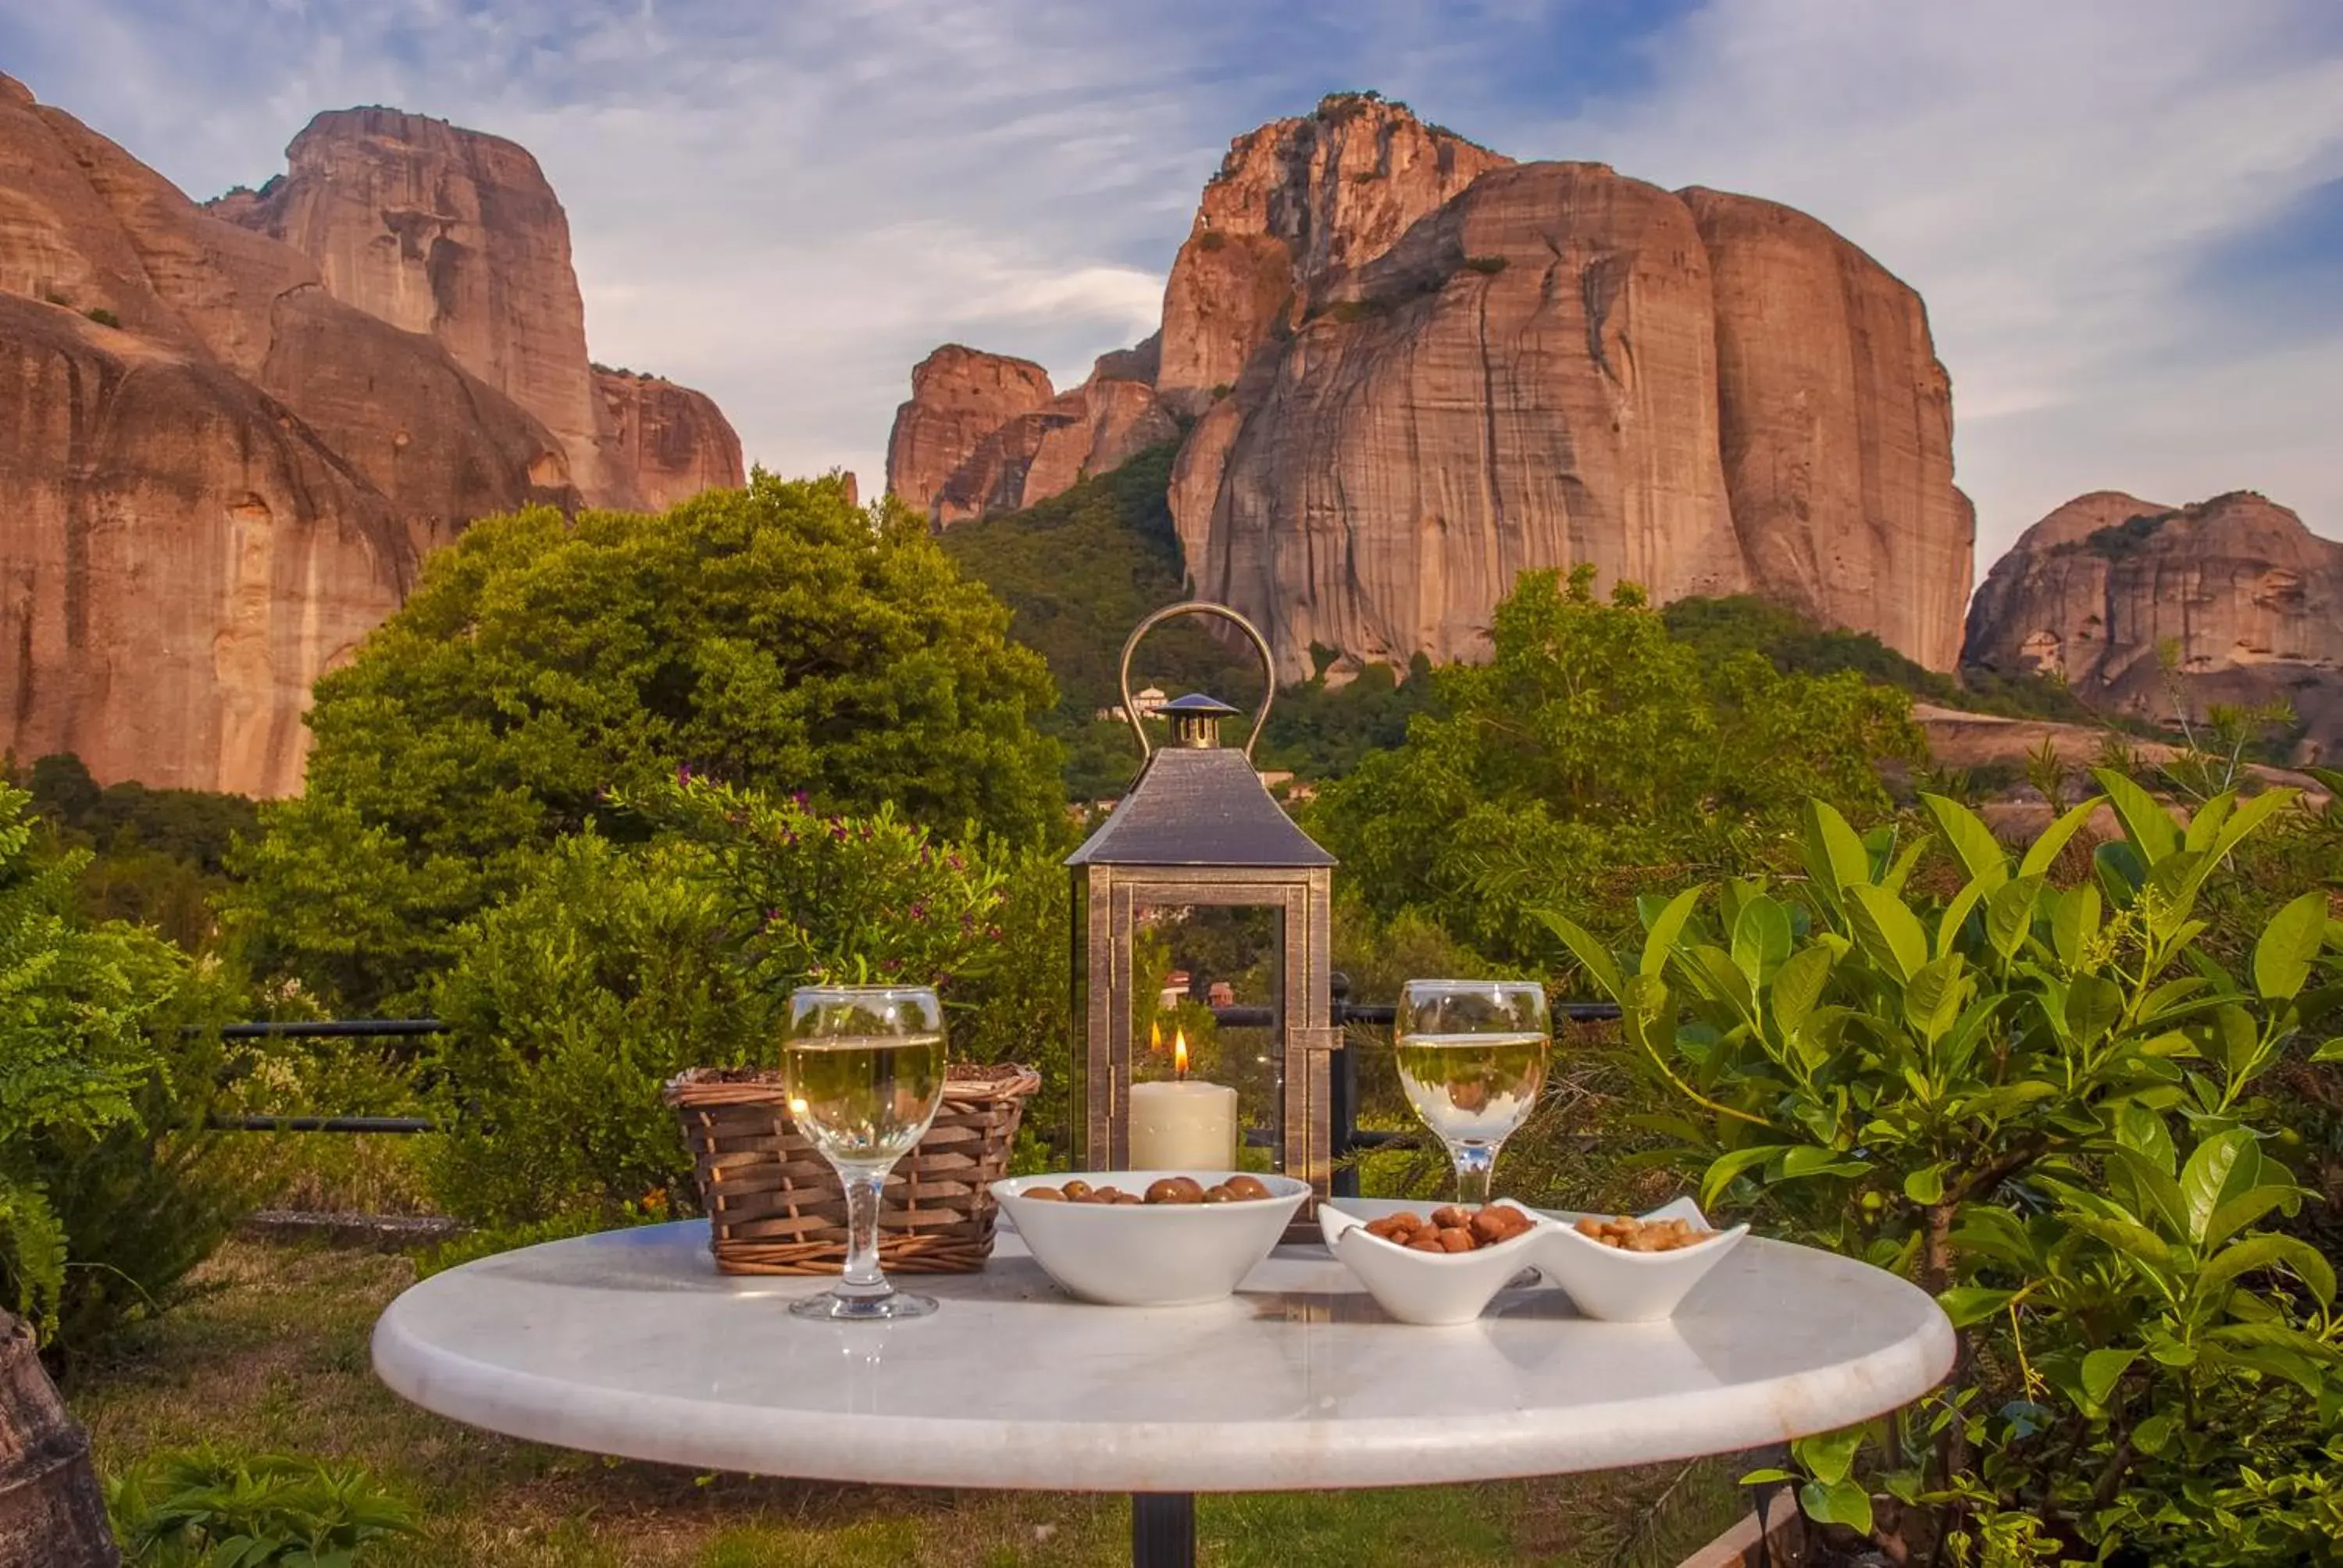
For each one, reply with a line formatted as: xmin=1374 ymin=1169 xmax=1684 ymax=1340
xmin=1431 ymin=1205 xmax=1471 ymax=1231
xmin=1363 ymin=1215 xmax=1413 ymax=1240
xmin=1114 ymin=1192 xmax=1143 ymax=1205
xmin=1168 ymin=1176 xmax=1207 ymax=1202
xmin=1091 ymin=1185 xmax=1125 ymax=1203
xmin=1573 ymin=1213 xmax=1714 ymax=1251
xmin=1025 ymin=1186 xmax=1066 ymax=1202
xmin=1467 ymin=1209 xmax=1513 ymax=1244
xmin=1436 ymin=1227 xmax=1475 ymax=1253
xmin=1406 ymin=1230 xmax=1450 ymax=1252
xmin=1202 ymin=1185 xmax=1236 ymax=1203
xmin=1061 ymin=1180 xmax=1092 ymax=1200
xmin=1145 ymin=1178 xmax=1199 ymax=1205
xmin=1222 ymin=1175 xmax=1271 ymax=1201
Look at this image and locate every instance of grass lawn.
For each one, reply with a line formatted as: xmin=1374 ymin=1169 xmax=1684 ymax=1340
xmin=76 ymin=1238 xmax=1753 ymax=1566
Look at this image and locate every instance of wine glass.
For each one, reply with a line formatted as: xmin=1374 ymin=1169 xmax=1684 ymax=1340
xmin=1395 ymin=980 xmax=1550 ymax=1206
xmin=783 ymin=984 xmax=948 ymax=1322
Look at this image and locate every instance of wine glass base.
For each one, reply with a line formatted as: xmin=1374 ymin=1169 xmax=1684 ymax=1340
xmin=790 ymin=1289 xmax=938 ymax=1322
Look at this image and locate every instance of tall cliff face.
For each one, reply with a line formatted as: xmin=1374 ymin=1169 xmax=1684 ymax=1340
xmin=211 ymin=107 xmax=743 ymax=510
xmin=1681 ymin=189 xmax=1972 ymax=671
xmin=1183 ymin=161 xmax=1746 ymax=675
xmin=1156 ymin=96 xmax=1510 ymax=419
xmin=1964 ymin=490 xmax=2343 ymax=754
xmin=594 ymin=368 xmax=744 ymax=511
xmin=0 ymin=76 xmax=742 ymax=793
xmin=889 ymin=95 xmax=1974 ymax=676
xmin=0 ymin=292 xmax=411 ymax=798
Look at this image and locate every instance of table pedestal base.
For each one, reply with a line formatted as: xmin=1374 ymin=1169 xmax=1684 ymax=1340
xmin=1131 ymin=1491 xmax=1194 ymax=1568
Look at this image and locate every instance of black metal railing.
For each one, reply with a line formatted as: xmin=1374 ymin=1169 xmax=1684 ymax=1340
xmin=205 ymin=986 xmax=1626 ymax=1164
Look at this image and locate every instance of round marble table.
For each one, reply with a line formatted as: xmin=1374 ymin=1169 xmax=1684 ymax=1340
xmin=374 ymin=1213 xmax=1953 ymax=1566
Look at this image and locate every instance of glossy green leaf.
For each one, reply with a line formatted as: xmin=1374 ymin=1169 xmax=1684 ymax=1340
xmin=2049 ymin=884 xmax=2101 ymax=971
xmin=1701 ymin=1145 xmax=1788 ymax=1207
xmin=2181 ymin=1129 xmax=2257 ymax=1245
xmin=2200 ymin=1233 xmax=2335 ymax=1306
xmin=2093 ymin=767 xmax=2183 ymax=861
xmin=1640 ymin=885 xmax=1703 ymax=979
xmin=2316 ymin=1038 xmax=2343 ymax=1064
xmin=2063 ymin=973 xmax=2121 ymax=1047
xmin=1881 ymin=832 xmax=1934 ymax=897
xmin=1802 ymin=799 xmax=1874 ymax=900
xmin=1937 ymin=1286 xmax=2017 ymax=1327
xmin=1903 ymin=954 xmax=1967 ymax=1043
xmin=1536 ymin=909 xmax=1621 ymax=1000
xmin=1792 ymin=1427 xmax=1864 ymax=1486
xmin=1986 ymin=876 xmax=2043 ymax=962
xmin=2131 ymin=1410 xmax=2176 ymax=1456
xmin=2020 ymin=796 xmax=2106 ymax=878
xmin=1903 ymin=1165 xmax=1947 ymax=1204
xmin=1768 ymin=946 xmax=1833 ymax=1038
xmin=2081 ymin=1347 xmax=2138 ymax=1403
xmin=2094 ymin=838 xmax=2147 ymax=907
xmin=1920 ymin=793 xmax=2011 ymax=888
xmin=2252 ymin=890 xmax=2329 ymax=1003
xmin=1799 ymin=1479 xmax=1874 ymax=1537
xmin=1731 ymin=896 xmax=1793 ymax=987
xmin=1848 ymin=882 xmax=1929 ymax=984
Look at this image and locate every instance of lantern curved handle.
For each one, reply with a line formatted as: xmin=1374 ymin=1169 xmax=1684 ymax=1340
xmin=1118 ymin=600 xmax=1275 ymax=761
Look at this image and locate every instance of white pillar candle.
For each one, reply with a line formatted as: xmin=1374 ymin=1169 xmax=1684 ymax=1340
xmin=1128 ymin=1080 xmax=1238 ymax=1171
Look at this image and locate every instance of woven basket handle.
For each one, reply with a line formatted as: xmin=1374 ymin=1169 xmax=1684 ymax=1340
xmin=1116 ymin=600 xmax=1275 ymax=761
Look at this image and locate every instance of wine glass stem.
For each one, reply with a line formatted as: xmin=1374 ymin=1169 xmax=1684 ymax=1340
xmin=835 ymin=1164 xmax=892 ymax=1300
xmin=1452 ymin=1143 xmax=1496 ymax=1206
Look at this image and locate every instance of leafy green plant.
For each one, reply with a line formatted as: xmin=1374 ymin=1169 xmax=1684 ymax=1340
xmin=109 ymin=1449 xmax=415 ymax=1566
xmin=622 ymin=772 xmax=1011 ymax=996
xmin=1317 ymin=565 xmax=1921 ymax=962
xmin=423 ymin=832 xmax=765 ymax=1228
xmin=0 ymin=785 xmax=194 ymax=1341
xmin=230 ymin=472 xmax=1061 ymax=1012
xmin=1542 ymin=772 xmax=2343 ymax=1561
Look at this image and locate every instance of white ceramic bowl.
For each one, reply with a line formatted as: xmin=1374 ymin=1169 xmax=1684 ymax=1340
xmin=992 ymin=1171 xmax=1309 ymax=1307
xmin=1535 ymin=1197 xmax=1749 ymax=1322
xmin=1318 ymin=1199 xmax=1550 ymax=1326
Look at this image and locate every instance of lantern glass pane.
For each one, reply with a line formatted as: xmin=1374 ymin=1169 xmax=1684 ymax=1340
xmin=1129 ymin=901 xmax=1285 ymax=1174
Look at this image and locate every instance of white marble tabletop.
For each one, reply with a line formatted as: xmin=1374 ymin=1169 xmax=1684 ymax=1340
xmin=373 ymin=1214 xmax=1954 ymax=1494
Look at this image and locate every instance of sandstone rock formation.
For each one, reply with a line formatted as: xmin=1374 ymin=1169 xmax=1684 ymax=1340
xmin=0 ymin=75 xmax=742 ymax=793
xmin=0 ymin=291 xmax=411 ymax=799
xmin=888 ymin=94 xmax=1974 ymax=678
xmin=886 ymin=346 xmax=1054 ymax=522
xmin=594 ymin=367 xmax=744 ymax=510
xmin=1681 ymin=189 xmax=1971 ymax=672
xmin=1155 ymin=94 xmax=1510 ymax=420
xmin=211 ymin=107 xmax=743 ymax=511
xmin=885 ymin=344 xmax=1178 ymax=526
xmin=1964 ymin=490 xmax=2343 ymax=754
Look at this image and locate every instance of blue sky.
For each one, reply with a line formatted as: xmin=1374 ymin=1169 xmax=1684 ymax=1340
xmin=4 ymin=0 xmax=2339 ymax=574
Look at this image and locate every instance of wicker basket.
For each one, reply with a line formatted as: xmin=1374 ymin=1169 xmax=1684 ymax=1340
xmin=665 ymin=1061 xmax=1041 ymax=1275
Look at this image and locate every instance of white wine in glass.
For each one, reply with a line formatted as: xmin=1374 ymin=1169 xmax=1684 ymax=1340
xmin=1396 ymin=981 xmax=1550 ymax=1205
xmin=783 ymin=985 xmax=948 ymax=1322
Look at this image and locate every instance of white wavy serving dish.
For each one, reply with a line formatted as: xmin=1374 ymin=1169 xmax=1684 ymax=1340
xmin=991 ymin=1171 xmax=1308 ymax=1307
xmin=1536 ymin=1197 xmax=1749 ymax=1323
xmin=1317 ymin=1199 xmax=1550 ymax=1326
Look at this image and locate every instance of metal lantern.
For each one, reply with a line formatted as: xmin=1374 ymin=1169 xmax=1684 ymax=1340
xmin=1065 ymin=601 xmax=1339 ymax=1202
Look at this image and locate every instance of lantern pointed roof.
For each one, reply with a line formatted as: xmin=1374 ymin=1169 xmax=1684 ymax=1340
xmin=1065 ymin=747 xmax=1336 ymax=868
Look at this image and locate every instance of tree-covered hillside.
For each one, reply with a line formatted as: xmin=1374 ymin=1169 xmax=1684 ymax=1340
xmin=940 ymin=447 xmax=1435 ymax=800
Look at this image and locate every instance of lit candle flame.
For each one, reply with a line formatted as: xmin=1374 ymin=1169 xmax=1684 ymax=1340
xmin=1150 ymin=1018 xmax=1162 ymax=1054
xmin=1174 ymin=1028 xmax=1189 ymax=1078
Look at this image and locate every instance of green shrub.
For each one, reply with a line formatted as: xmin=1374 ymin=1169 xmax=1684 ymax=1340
xmin=426 ymin=779 xmax=1043 ymax=1228
xmin=1543 ymin=776 xmax=2343 ymax=1562
xmin=1460 ymin=255 xmax=1508 ymax=274
xmin=84 ymin=307 xmax=121 ymax=329
xmin=423 ymin=832 xmax=765 ymax=1228
xmin=0 ymin=783 xmax=212 ymax=1345
xmin=109 ymin=1448 xmax=415 ymax=1566
xmin=1315 ymin=566 xmax=1921 ymax=963
xmin=230 ymin=472 xmax=1061 ymax=1012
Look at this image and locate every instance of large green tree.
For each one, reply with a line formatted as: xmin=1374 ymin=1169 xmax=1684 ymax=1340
xmin=1314 ymin=567 xmax=1924 ymax=962
xmin=230 ymin=474 xmax=1062 ymax=1011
